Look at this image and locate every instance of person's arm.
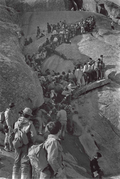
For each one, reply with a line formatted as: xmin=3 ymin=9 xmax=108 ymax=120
xmin=56 ymin=111 xmax=60 ymax=121
xmin=46 ymin=139 xmax=62 ymax=175
xmin=29 ymin=122 xmax=37 ymax=143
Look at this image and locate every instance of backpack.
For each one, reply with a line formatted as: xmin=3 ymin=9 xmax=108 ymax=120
xmin=28 ymin=142 xmax=48 ymax=171
xmin=13 ymin=129 xmax=23 ymax=148
xmin=13 ymin=129 xmax=29 ymax=149
xmin=0 ymin=111 xmax=5 ymax=123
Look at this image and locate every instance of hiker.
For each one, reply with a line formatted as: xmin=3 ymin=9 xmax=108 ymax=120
xmin=97 ymin=58 xmax=103 ymax=79
xmin=29 ymin=37 xmax=33 ymax=44
xmin=36 ymin=26 xmax=40 ymax=38
xmin=101 ymin=60 xmax=105 ymax=79
xmin=4 ymin=103 xmax=15 ymax=152
xmin=40 ymin=121 xmax=66 ymax=179
xmin=100 ymin=55 xmax=103 ymax=63
xmin=111 ymin=21 xmax=114 ymax=30
xmin=56 ymin=104 xmax=67 ymax=140
xmin=75 ymin=65 xmax=83 ymax=87
xmin=64 ymin=103 xmax=74 ymax=134
xmin=12 ymin=107 xmax=37 ymax=179
xmin=45 ymin=38 xmax=50 ymax=45
xmin=90 ymin=152 xmax=103 ymax=179
xmin=47 ymin=23 xmax=51 ymax=33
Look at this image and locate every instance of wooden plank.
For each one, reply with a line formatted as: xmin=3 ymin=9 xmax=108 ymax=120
xmin=72 ymin=79 xmax=111 ymax=99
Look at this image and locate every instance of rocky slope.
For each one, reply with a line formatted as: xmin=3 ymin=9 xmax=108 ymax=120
xmin=0 ymin=2 xmax=44 ymax=124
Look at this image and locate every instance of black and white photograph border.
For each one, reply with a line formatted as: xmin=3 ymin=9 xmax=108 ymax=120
xmin=0 ymin=0 xmax=120 ymax=179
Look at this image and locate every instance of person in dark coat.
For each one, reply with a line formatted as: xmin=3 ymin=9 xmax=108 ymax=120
xmin=90 ymin=152 xmax=103 ymax=178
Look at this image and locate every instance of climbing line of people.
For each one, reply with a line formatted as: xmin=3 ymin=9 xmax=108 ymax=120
xmin=0 ymin=53 xmax=104 ymax=178
xmin=24 ymin=16 xmax=96 ymax=81
xmin=39 ymin=55 xmax=105 ymax=103
xmin=37 ymin=16 xmax=96 ymax=60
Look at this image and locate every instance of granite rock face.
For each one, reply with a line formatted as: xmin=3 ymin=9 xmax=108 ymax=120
xmin=0 ymin=4 xmax=44 ymax=124
xmin=5 ymin=0 xmax=72 ymax=11
xmin=82 ymin=0 xmax=97 ymax=12
xmin=104 ymin=1 xmax=120 ymax=19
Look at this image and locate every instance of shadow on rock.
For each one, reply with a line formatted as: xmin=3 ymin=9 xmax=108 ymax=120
xmin=108 ymin=71 xmax=120 ymax=85
xmin=105 ymin=65 xmax=116 ymax=70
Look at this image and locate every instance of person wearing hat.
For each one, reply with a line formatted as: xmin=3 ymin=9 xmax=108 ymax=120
xmin=12 ymin=107 xmax=37 ymax=179
xmin=4 ymin=102 xmax=15 ymax=152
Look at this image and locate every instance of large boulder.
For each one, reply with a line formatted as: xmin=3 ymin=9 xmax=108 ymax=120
xmin=82 ymin=0 xmax=97 ymax=12
xmin=0 ymin=4 xmax=44 ymax=123
xmin=5 ymin=0 xmax=71 ymax=12
xmin=104 ymin=1 xmax=120 ymax=19
xmin=0 ymin=0 xmax=6 ymax=5
xmin=41 ymin=42 xmax=90 ymax=74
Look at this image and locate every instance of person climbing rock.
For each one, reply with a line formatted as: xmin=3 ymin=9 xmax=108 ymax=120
xmin=40 ymin=121 xmax=66 ymax=179
xmin=90 ymin=152 xmax=103 ymax=179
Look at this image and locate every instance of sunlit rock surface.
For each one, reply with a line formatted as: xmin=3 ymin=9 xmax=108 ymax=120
xmin=82 ymin=0 xmax=97 ymax=12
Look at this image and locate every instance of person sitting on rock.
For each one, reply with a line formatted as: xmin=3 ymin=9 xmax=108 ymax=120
xmin=90 ymin=152 xmax=103 ymax=179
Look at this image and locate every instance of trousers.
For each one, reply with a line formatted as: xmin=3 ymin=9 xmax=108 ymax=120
xmin=12 ymin=145 xmax=32 ymax=179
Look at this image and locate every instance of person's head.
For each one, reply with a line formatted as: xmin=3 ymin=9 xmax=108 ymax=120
xmin=9 ymin=103 xmax=15 ymax=109
xmin=22 ymin=107 xmax=33 ymax=118
xmin=62 ymin=71 xmax=65 ymax=75
xmin=18 ymin=110 xmax=23 ymax=117
xmin=45 ymin=121 xmax=61 ymax=135
xmin=96 ymin=152 xmax=102 ymax=159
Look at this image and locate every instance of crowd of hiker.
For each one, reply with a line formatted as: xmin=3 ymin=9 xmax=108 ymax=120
xmin=0 ymin=56 xmax=105 ymax=179
xmin=0 ymin=15 xmax=105 ymax=179
xmin=24 ymin=16 xmax=96 ymax=65
xmin=25 ymin=54 xmax=105 ymax=103
xmin=0 ymin=100 xmax=103 ymax=179
xmin=37 ymin=16 xmax=96 ymax=60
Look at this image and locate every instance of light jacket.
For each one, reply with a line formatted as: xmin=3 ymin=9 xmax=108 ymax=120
xmin=44 ymin=134 xmax=63 ymax=174
xmin=14 ymin=117 xmax=37 ymax=143
xmin=57 ymin=110 xmax=67 ymax=123
xmin=4 ymin=108 xmax=14 ymax=128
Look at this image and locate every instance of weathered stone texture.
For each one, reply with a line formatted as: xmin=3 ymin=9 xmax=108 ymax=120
xmin=82 ymin=0 xmax=97 ymax=12
xmin=0 ymin=5 xmax=44 ymax=123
